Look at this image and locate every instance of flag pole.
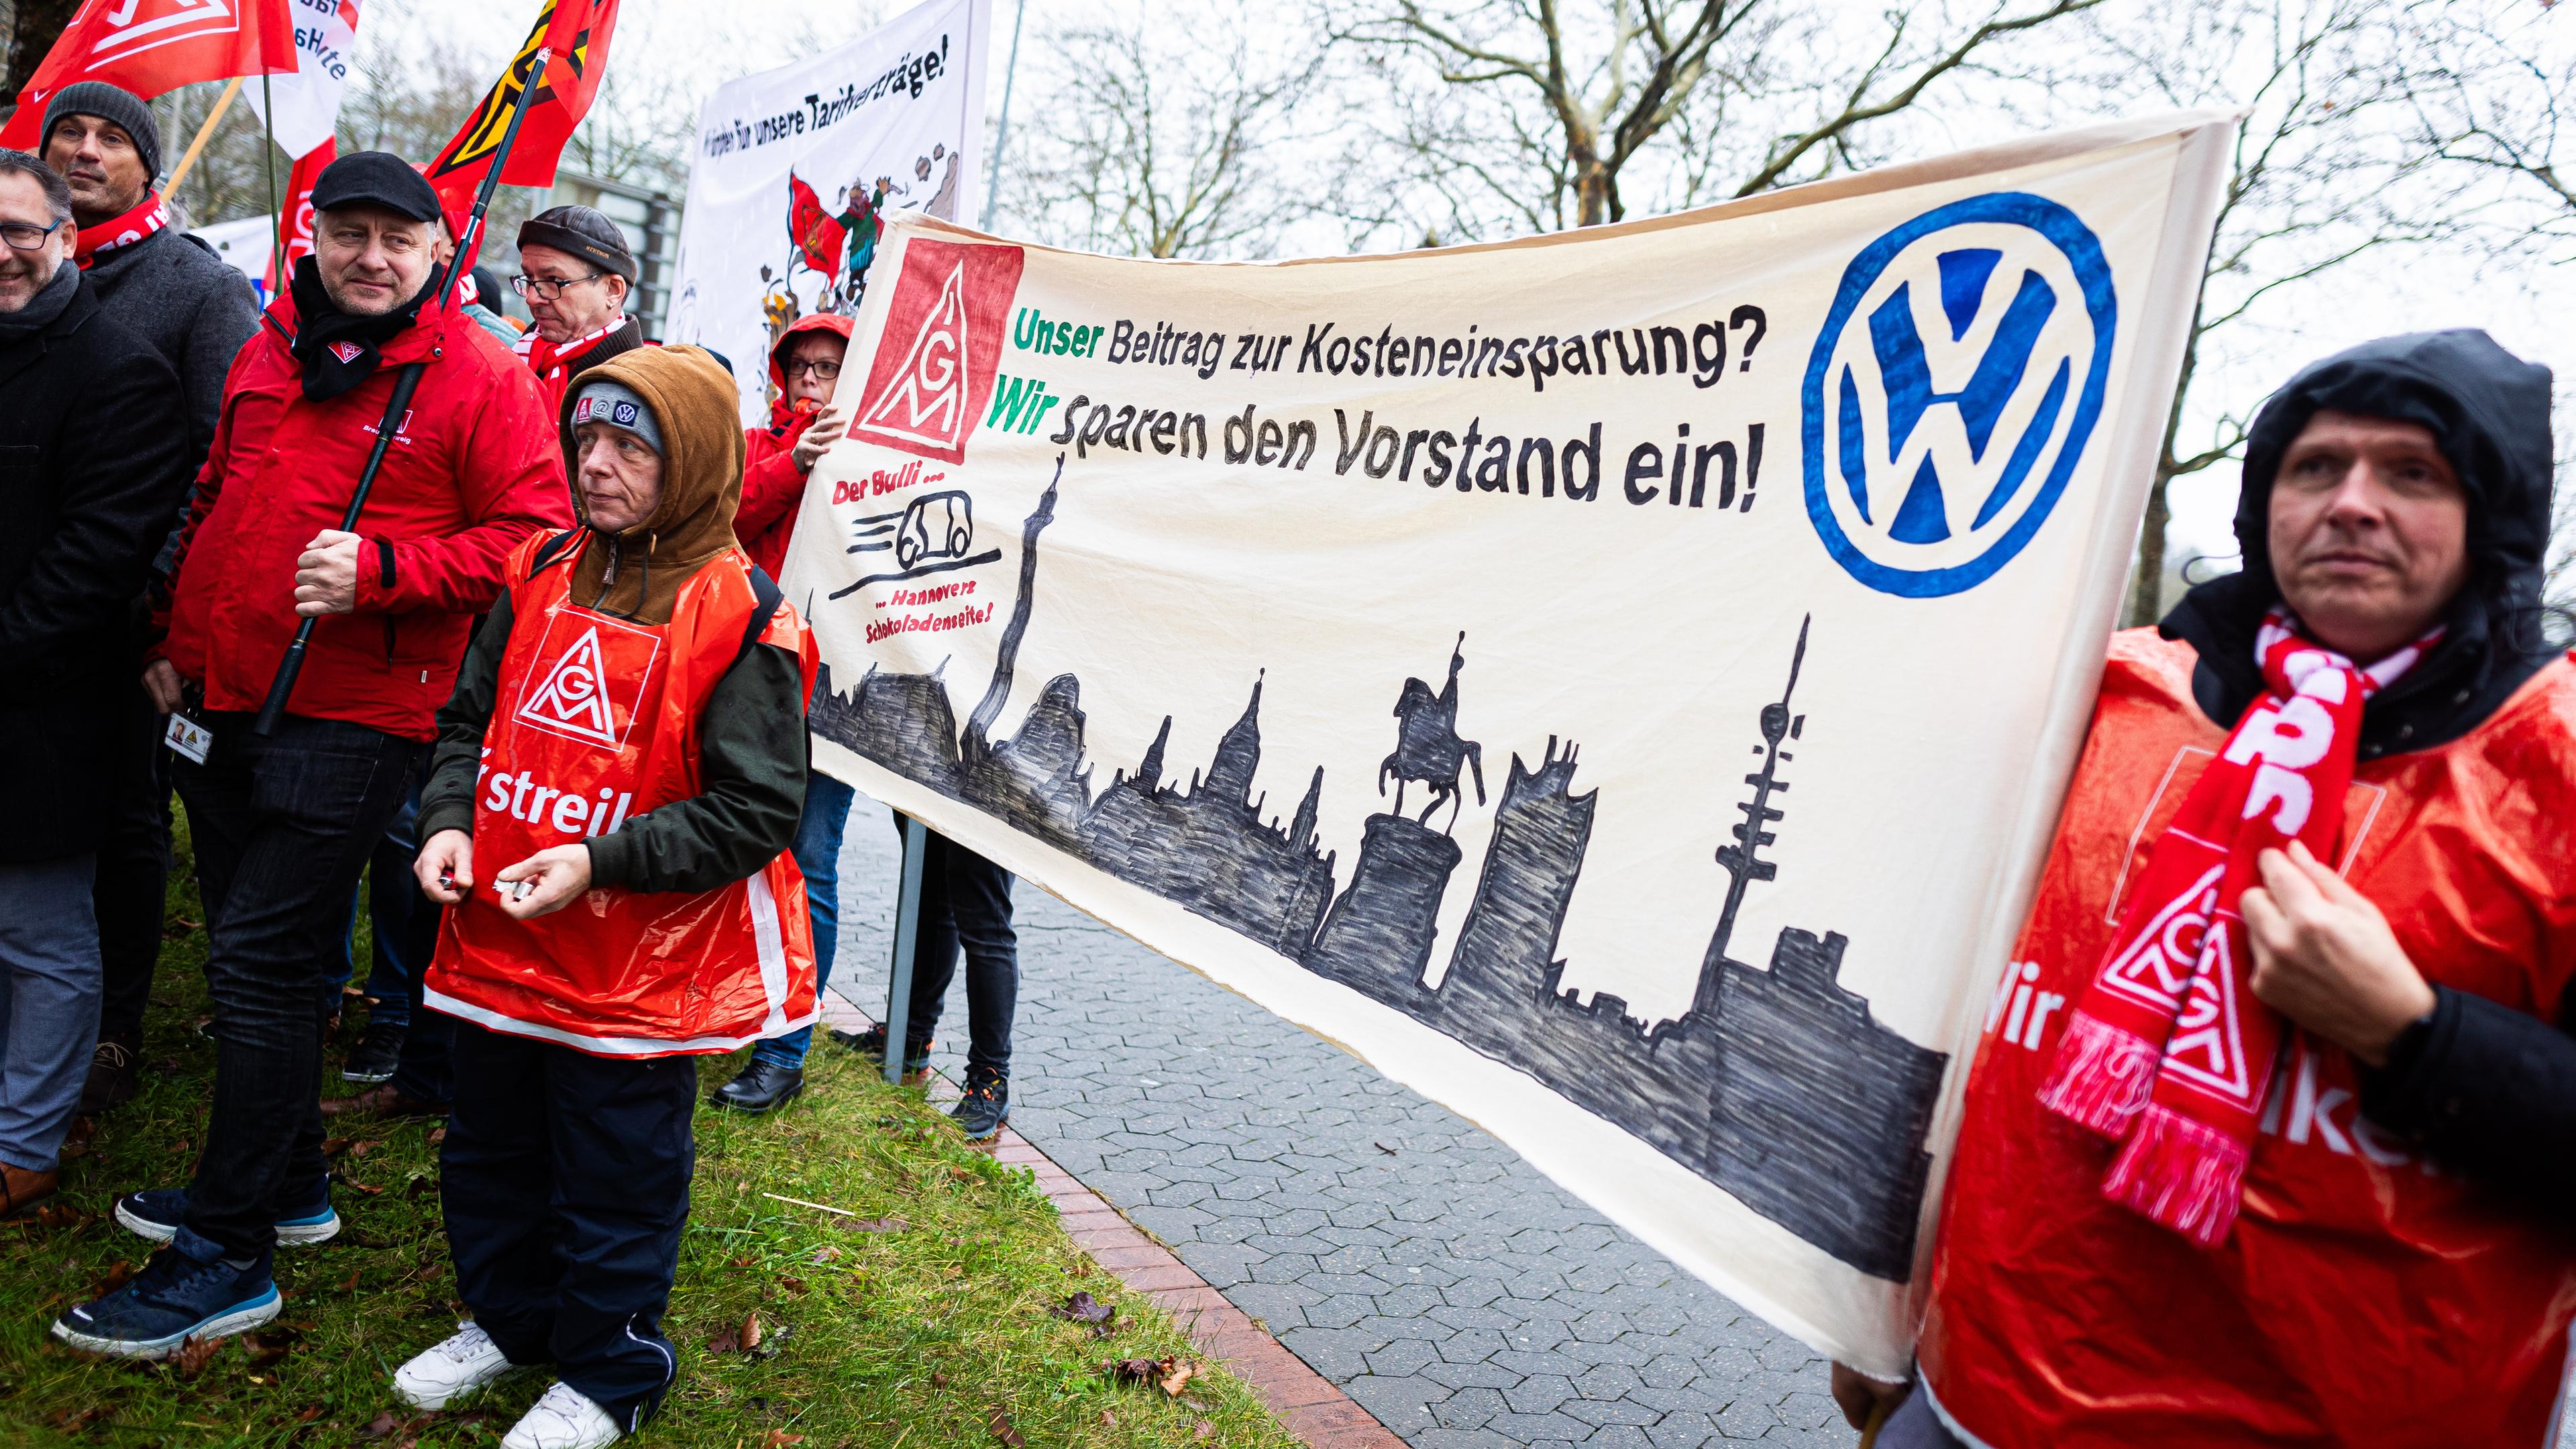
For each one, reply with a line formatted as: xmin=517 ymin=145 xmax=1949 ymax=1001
xmin=259 ymin=72 xmax=282 ymax=301
xmin=160 ymin=74 xmax=246 ymax=201
xmin=252 ymin=48 xmax=555 ymax=737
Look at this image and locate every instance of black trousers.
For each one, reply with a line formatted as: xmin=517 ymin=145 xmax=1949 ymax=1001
xmin=94 ymin=682 xmax=173 ymax=1045
xmin=172 ymin=711 xmax=419 ymax=1259
xmin=890 ymin=812 xmax=1018 ymax=1078
xmin=444 ymin=1019 xmax=693 ymax=1429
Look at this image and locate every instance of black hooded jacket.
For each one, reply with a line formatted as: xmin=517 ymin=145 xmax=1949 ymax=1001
xmin=2159 ymin=329 xmax=2572 ymax=1213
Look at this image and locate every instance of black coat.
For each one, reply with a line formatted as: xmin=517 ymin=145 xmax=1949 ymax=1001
xmin=0 ymin=271 xmax=193 ymax=863
xmin=2161 ymin=329 xmax=2571 ymax=1215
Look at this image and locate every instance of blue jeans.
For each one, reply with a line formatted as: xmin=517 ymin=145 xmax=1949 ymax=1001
xmin=750 ymin=771 xmax=855 ymax=1070
xmin=0 ymin=855 xmax=103 ymax=1172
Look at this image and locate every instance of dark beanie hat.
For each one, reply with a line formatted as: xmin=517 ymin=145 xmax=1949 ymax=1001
xmin=310 ymin=151 xmax=443 ymax=223
xmin=518 ymin=205 xmax=637 ymax=281
xmin=42 ymin=81 xmax=163 ymax=182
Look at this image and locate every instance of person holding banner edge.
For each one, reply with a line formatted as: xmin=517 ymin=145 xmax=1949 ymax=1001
xmin=54 ymin=152 xmax=569 ymax=1360
xmin=708 ymin=311 xmax=855 ymax=1114
xmin=1837 ymin=331 xmax=2576 ymax=1448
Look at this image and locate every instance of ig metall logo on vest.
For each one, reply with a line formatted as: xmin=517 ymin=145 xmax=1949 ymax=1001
xmin=1801 ymin=192 xmax=2117 ymax=598
xmin=515 ymin=610 xmax=663 ymax=751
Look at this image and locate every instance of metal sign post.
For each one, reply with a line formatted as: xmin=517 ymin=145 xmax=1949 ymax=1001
xmin=882 ymin=814 xmax=926 ymax=1085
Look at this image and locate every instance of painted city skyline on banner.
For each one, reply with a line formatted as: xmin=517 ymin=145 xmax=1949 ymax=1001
xmin=810 ymin=470 xmax=1949 ymax=1280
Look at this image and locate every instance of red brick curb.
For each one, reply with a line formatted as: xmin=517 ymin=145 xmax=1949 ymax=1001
xmin=816 ymin=996 xmax=1403 ymax=1449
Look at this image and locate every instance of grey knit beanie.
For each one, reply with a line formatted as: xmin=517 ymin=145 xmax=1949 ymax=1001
xmin=42 ymin=82 xmax=163 ymax=183
xmin=570 ymin=379 xmax=664 ymax=455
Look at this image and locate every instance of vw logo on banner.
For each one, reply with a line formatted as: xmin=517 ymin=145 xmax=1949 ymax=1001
xmin=1801 ymin=193 xmax=2117 ymax=598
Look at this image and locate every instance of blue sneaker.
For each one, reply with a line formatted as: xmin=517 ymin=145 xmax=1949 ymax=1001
xmin=51 ymin=1246 xmax=279 ymax=1359
xmin=115 ymin=1181 xmax=339 ymax=1247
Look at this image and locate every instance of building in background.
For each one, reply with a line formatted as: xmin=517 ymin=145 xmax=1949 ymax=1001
xmin=523 ymin=168 xmax=682 ymax=337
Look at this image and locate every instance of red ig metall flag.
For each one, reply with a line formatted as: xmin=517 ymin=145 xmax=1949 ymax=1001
xmin=266 ymin=138 xmax=333 ymax=296
xmin=0 ymin=0 xmax=301 ymax=150
xmin=787 ymin=170 xmax=846 ymax=276
xmin=421 ymin=0 xmax=622 ymax=213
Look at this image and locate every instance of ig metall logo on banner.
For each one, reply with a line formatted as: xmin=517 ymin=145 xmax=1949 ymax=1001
xmin=1801 ymin=192 xmax=2117 ymax=598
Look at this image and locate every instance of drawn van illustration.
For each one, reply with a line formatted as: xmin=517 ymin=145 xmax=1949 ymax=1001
xmin=895 ymin=490 xmax=975 ymax=571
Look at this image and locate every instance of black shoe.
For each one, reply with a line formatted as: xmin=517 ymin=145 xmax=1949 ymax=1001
xmin=708 ymin=1059 xmax=804 ymax=1114
xmin=950 ymin=1069 xmax=1008 ymax=1140
xmin=78 ymin=1036 xmax=140 ymax=1116
xmin=51 ymin=1245 xmax=279 ymax=1360
xmin=341 ymin=1016 xmax=405 ymax=1084
xmin=828 ymin=1023 xmax=932 ymax=1075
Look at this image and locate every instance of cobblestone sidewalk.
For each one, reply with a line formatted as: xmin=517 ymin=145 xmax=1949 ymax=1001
xmin=826 ymin=814 xmax=1858 ymax=1448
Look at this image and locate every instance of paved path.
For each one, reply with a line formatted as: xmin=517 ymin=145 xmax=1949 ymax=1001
xmin=826 ymin=812 xmax=1858 ymax=1449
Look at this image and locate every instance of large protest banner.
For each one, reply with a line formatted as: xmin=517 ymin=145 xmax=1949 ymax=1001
xmin=781 ymin=112 xmax=2234 ymax=1372
xmin=666 ymin=0 xmax=989 ymax=425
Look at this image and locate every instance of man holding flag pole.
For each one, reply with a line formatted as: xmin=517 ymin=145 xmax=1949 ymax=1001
xmin=53 ymin=0 xmax=619 ymax=1365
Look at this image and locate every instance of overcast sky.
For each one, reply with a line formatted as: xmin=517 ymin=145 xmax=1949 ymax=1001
xmin=400 ymin=0 xmax=2576 ymax=568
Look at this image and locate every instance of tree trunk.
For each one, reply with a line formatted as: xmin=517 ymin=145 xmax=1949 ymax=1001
xmin=2125 ymin=469 xmax=2172 ymax=629
xmin=1574 ymin=156 xmax=1612 ymax=226
xmin=5 ymin=0 xmax=81 ymax=112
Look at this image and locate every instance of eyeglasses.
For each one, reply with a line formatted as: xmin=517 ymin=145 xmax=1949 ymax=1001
xmin=0 ymin=219 xmax=65 ymax=252
xmin=512 ymin=270 xmax=606 ymax=301
xmin=784 ymin=358 xmax=842 ymax=380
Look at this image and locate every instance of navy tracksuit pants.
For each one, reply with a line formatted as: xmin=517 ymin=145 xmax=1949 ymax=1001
xmin=442 ymin=1019 xmax=695 ymax=1428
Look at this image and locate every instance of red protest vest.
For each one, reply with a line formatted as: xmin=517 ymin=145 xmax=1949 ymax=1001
xmin=1918 ymin=629 xmax=2576 ymax=1448
xmin=425 ymin=532 xmax=820 ymax=1058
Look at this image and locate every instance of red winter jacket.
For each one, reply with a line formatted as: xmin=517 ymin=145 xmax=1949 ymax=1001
xmin=159 ymin=294 xmax=572 ymax=741
xmin=737 ymin=311 xmax=853 ymax=580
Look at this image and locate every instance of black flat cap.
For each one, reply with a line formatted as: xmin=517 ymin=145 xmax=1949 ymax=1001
xmin=517 ymin=204 xmax=637 ymax=281
xmin=311 ymin=152 xmax=443 ymax=223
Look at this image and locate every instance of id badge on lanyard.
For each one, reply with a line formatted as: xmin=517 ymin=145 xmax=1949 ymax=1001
xmin=164 ymin=710 xmax=213 ymax=765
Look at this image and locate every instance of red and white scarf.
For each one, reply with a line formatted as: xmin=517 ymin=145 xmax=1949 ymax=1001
xmin=74 ymin=192 xmax=168 ymax=270
xmin=515 ymin=313 xmax=627 ymax=383
xmin=2037 ymin=607 xmax=2438 ymax=1246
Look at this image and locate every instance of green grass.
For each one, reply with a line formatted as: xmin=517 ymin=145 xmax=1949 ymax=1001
xmin=0 ymin=843 xmax=1301 ymax=1449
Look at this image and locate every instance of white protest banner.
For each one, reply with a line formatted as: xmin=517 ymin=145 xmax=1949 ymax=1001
xmin=782 ymin=113 xmax=2235 ymax=1372
xmin=667 ymin=0 xmax=988 ymax=425
xmin=243 ymin=0 xmax=359 ymax=158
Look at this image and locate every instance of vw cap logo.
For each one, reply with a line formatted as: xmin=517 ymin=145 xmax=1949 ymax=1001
xmin=1801 ymin=192 xmax=2116 ymax=598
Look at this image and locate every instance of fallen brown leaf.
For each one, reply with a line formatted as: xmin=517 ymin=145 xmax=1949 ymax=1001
xmin=704 ymin=1325 xmax=741 ymax=1354
xmin=1099 ymin=1410 xmax=1119 ymax=1428
xmin=930 ymin=1372 xmax=951 ymax=1389
xmin=168 ymin=1137 xmax=193 ymax=1155
xmin=403 ymin=1175 xmax=436 ymax=1200
xmin=333 ymin=1173 xmax=385 ymax=1197
xmin=47 ymin=1405 xmax=109 ymax=1431
xmin=321 ymin=1137 xmax=352 ymax=1158
xmin=1104 ymin=1356 xmax=1168 ymax=1386
xmin=1160 ymin=1360 xmax=1198 ymax=1397
xmin=777 ymin=1275 xmax=808 ymax=1296
xmin=835 ymin=1216 xmax=907 ymax=1234
xmin=808 ymin=1246 xmax=842 ymax=1265
xmin=170 ymin=1334 xmax=221 ymax=1380
xmin=29 ymin=1202 xmax=91 ymax=1230
xmin=426 ymin=1126 xmax=447 ymax=1145
xmin=295 ymin=1405 xmax=326 ymax=1422
xmin=87 ymin=1260 xmax=136 ymax=1297
xmin=759 ymin=1432 xmax=805 ymax=1448
xmin=987 ymin=1409 xmax=1025 ymax=1448
xmin=350 ymin=1139 xmax=384 ymax=1159
xmin=949 ymin=1165 xmax=975 ymax=1181
xmin=337 ymin=1269 xmax=360 ymax=1293
xmin=1051 ymin=1291 xmax=1112 ymax=1324
xmin=741 ymin=1310 xmax=763 ymax=1350
xmin=356 ymin=1409 xmax=403 ymax=1439
xmin=242 ymin=1326 xmax=303 ymax=1366
xmin=1195 ymin=1421 xmax=1214 ymax=1440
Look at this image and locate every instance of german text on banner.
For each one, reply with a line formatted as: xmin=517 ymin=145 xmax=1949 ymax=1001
xmin=784 ymin=113 xmax=2235 ymax=1373
xmin=665 ymin=0 xmax=990 ymax=427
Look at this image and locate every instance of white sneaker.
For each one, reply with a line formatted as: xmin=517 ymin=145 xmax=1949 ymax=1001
xmin=392 ymin=1322 xmax=515 ymax=1409
xmin=502 ymin=1382 xmax=623 ymax=1449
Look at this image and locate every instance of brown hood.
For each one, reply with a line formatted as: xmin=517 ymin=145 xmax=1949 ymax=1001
xmin=564 ymin=344 xmax=747 ymax=625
